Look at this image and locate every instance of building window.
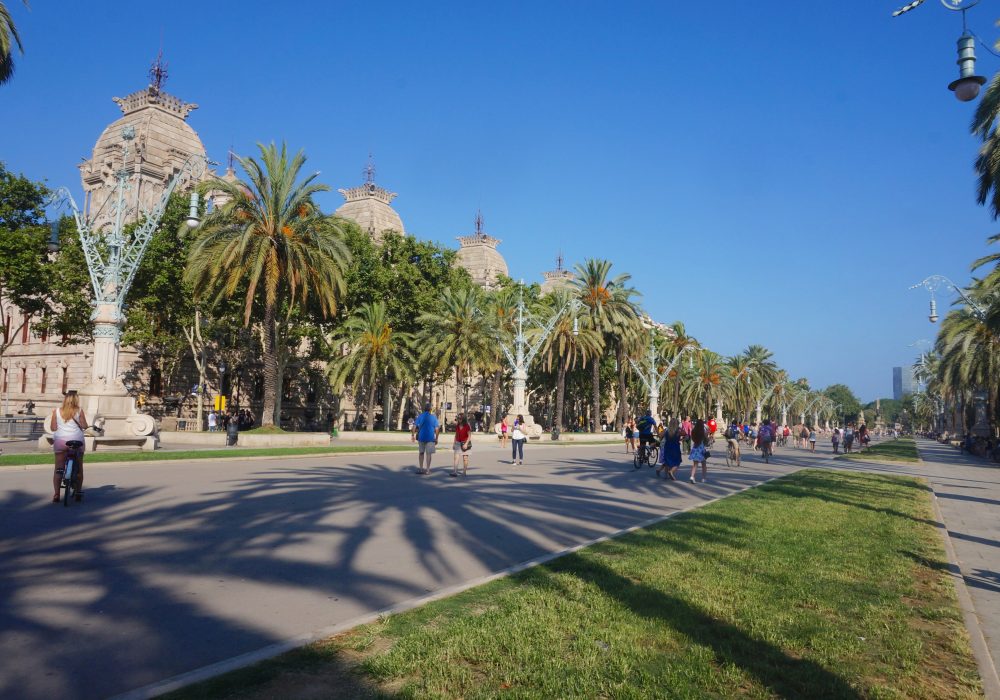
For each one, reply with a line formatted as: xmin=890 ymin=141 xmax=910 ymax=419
xmin=20 ymin=368 xmax=26 ymax=393
xmin=40 ymin=328 xmax=48 ymax=343
xmin=20 ymin=321 xmax=28 ymax=344
xmin=40 ymin=367 xmax=46 ymax=394
xmin=2 ymin=368 xmax=6 ymax=395
xmin=61 ymin=368 xmax=68 ymax=395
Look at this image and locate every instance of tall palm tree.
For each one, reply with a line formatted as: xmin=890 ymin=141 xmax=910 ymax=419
xmin=726 ymin=355 xmax=754 ymax=421
xmin=417 ymin=286 xmax=494 ymax=416
xmin=572 ymin=259 xmax=637 ymax=432
xmin=539 ymin=288 xmax=603 ymax=434
xmin=972 ymin=72 xmax=1000 ymax=219
xmin=186 ymin=142 xmax=350 ymax=426
xmin=0 ymin=2 xmax=26 ymax=86
xmin=327 ymin=301 xmax=414 ymax=431
xmin=483 ymin=287 xmax=518 ymax=426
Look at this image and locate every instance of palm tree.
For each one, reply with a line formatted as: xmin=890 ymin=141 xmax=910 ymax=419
xmin=726 ymin=355 xmax=754 ymax=421
xmin=417 ymin=286 xmax=494 ymax=416
xmin=972 ymin=72 xmax=1000 ymax=219
xmin=539 ymin=288 xmax=603 ymax=434
xmin=482 ymin=287 xmax=518 ymax=427
xmin=327 ymin=301 xmax=414 ymax=431
xmin=0 ymin=2 xmax=26 ymax=86
xmin=186 ymin=142 xmax=350 ymax=426
xmin=572 ymin=259 xmax=637 ymax=432
xmin=611 ymin=310 xmax=644 ymax=429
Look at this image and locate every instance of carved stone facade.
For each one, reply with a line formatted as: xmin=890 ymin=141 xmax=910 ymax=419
xmin=454 ymin=212 xmax=509 ymax=291
xmin=79 ymin=85 xmax=207 ymax=231
xmin=334 ymin=182 xmax=405 ymax=242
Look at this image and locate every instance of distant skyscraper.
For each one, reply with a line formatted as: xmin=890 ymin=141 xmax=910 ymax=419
xmin=892 ymin=367 xmax=915 ymax=400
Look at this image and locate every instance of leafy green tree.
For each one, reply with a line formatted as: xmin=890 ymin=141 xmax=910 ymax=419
xmin=327 ymin=301 xmax=414 ymax=431
xmin=416 ymin=286 xmax=494 ymax=416
xmin=0 ymin=2 xmax=25 ymax=85
xmin=186 ymin=142 xmax=350 ymax=426
xmin=823 ymin=384 xmax=862 ymax=423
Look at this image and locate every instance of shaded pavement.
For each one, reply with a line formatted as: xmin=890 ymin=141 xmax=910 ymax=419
xmin=0 ymin=440 xmax=804 ymax=700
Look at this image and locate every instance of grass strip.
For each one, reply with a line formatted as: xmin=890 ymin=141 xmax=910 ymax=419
xmin=837 ymin=437 xmax=920 ymax=463
xmin=164 ymin=469 xmax=980 ymax=700
xmin=0 ymin=444 xmax=415 ymax=467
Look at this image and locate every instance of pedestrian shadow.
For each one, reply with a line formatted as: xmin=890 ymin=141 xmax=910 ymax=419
xmin=948 ymin=530 xmax=1000 ymax=549
xmin=965 ymin=568 xmax=1000 ymax=594
xmin=936 ymin=491 xmax=1000 ymax=507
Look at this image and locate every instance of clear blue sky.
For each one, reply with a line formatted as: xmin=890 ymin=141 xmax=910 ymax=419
xmin=3 ymin=1 xmax=997 ymax=402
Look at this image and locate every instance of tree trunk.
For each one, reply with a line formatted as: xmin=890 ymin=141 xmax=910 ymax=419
xmin=366 ymin=370 xmax=377 ymax=432
xmin=261 ymin=303 xmax=278 ymax=427
xmin=556 ymin=355 xmax=568 ymax=433
xmin=615 ymin=344 xmax=627 ymax=431
xmin=591 ymin=359 xmax=600 ymax=433
xmin=490 ymin=370 xmax=501 ymax=427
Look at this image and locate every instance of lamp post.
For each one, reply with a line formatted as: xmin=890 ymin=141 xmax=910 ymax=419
xmin=910 ymin=275 xmax=987 ymax=323
xmin=50 ymin=126 xmax=207 ymax=433
xmin=892 ymin=0 xmax=987 ymax=102
xmin=496 ymin=285 xmax=580 ymax=439
xmin=627 ymin=328 xmax=695 ymax=422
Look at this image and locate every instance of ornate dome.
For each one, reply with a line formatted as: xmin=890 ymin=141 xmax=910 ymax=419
xmin=334 ymin=181 xmax=406 ymax=241
xmin=454 ymin=211 xmax=509 ymax=290
xmin=79 ymin=83 xmax=208 ymax=231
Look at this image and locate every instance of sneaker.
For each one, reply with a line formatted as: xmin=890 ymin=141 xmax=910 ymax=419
xmin=449 ymin=472 xmax=458 ymax=478
xmin=689 ymin=477 xmax=696 ymax=484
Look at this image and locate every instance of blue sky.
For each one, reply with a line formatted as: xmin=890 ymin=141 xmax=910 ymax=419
xmin=3 ymin=1 xmax=998 ymax=401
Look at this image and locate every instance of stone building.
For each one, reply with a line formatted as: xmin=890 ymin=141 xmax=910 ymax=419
xmin=454 ymin=211 xmax=509 ymax=290
xmin=334 ymin=159 xmax=405 ymax=242
xmin=1 ymin=69 xmax=210 ymax=422
xmin=540 ymin=254 xmax=575 ymax=296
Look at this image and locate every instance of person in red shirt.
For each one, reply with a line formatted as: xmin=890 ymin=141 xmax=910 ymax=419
xmin=451 ymin=414 xmax=472 ymax=477
xmin=707 ymin=418 xmax=717 ymax=435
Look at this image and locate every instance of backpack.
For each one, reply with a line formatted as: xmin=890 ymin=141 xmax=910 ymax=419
xmin=759 ymin=425 xmax=773 ymax=441
xmin=724 ymin=426 xmax=736 ymax=440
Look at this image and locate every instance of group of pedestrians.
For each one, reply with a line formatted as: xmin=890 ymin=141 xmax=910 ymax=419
xmin=410 ymin=404 xmax=529 ymax=477
xmin=625 ymin=411 xmax=714 ymax=483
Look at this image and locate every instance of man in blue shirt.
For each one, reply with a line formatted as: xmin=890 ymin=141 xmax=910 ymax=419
xmin=411 ymin=403 xmax=441 ymax=475
xmin=635 ymin=409 xmax=659 ymax=466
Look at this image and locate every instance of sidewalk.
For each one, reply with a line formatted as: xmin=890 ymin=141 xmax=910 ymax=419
xmin=844 ymin=439 xmax=1000 ymax=695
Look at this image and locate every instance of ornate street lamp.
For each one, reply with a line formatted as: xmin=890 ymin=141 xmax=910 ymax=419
xmin=49 ymin=126 xmax=207 ymax=434
xmin=909 ymin=275 xmax=987 ymax=323
xmin=893 ymin=0 xmax=988 ymax=102
xmin=627 ymin=327 xmax=695 ymax=422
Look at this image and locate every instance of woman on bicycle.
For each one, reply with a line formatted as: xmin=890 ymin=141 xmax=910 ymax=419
xmin=49 ymin=390 xmax=89 ymax=503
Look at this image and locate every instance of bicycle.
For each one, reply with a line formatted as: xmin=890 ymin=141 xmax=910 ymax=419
xmin=61 ymin=440 xmax=84 ymax=507
xmin=725 ymin=440 xmax=740 ymax=469
xmin=633 ymin=441 xmax=659 ymax=469
xmin=760 ymin=439 xmax=772 ymax=464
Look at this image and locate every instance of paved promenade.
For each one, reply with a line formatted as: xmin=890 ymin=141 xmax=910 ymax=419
xmin=0 ymin=441 xmax=801 ymax=700
xmin=2 ymin=438 xmax=999 ymax=699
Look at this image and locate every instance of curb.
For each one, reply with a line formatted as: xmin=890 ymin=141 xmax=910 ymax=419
xmin=108 ymin=470 xmax=794 ymax=700
xmin=928 ymin=488 xmax=1000 ymax=699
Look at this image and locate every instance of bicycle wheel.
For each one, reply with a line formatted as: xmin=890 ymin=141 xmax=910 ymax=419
xmin=633 ymin=451 xmax=641 ymax=469
xmin=764 ymin=446 xmax=770 ymax=464
xmin=63 ymin=459 xmax=73 ymax=507
xmin=725 ymin=446 xmax=733 ymax=469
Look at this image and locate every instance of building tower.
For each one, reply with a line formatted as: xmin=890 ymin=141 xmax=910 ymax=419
xmin=78 ymin=53 xmax=209 ymax=230
xmin=454 ymin=210 xmax=509 ymax=290
xmin=540 ymin=252 xmax=575 ymax=295
xmin=334 ymin=154 xmax=405 ymax=242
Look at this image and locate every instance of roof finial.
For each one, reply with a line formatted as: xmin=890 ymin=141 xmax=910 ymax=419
xmin=475 ymin=209 xmax=485 ymax=236
xmin=227 ymin=143 xmax=235 ymax=172
xmin=556 ymin=250 xmax=563 ymax=271
xmin=149 ymin=49 xmax=168 ymax=94
xmin=364 ymin=152 xmax=376 ymax=184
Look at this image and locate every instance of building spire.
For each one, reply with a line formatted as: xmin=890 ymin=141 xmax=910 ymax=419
xmin=475 ymin=209 xmax=485 ymax=236
xmin=556 ymin=250 xmax=563 ymax=271
xmin=363 ymin=152 xmax=376 ymax=184
xmin=148 ymin=49 xmax=168 ymax=94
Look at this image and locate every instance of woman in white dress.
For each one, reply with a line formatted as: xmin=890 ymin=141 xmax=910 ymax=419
xmin=49 ymin=390 xmax=89 ymax=502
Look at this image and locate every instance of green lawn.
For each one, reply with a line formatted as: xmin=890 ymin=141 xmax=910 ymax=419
xmin=164 ymin=470 xmax=979 ymax=700
xmin=0 ymin=444 xmax=415 ymax=467
xmin=838 ymin=437 xmax=920 ymax=463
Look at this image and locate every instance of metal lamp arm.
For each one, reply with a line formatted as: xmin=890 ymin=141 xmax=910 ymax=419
xmin=50 ymin=187 xmax=106 ymax=300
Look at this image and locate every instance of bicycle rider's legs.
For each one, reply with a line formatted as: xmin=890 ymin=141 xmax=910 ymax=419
xmin=727 ymin=438 xmax=741 ymax=466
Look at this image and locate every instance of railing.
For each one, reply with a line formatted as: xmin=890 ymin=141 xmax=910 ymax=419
xmin=0 ymin=416 xmax=46 ymax=439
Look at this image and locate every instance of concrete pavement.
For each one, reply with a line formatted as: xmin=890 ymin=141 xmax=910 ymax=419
xmin=0 ymin=440 xmax=805 ymax=700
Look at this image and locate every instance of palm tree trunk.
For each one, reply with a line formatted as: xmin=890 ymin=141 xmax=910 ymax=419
xmin=556 ymin=355 xmax=568 ymax=434
xmin=261 ymin=302 xmax=278 ymax=427
xmin=615 ymin=344 xmax=627 ymax=431
xmin=591 ymin=359 xmax=600 ymax=433
xmin=365 ymin=371 xmax=377 ymax=432
xmin=490 ymin=370 xmax=501 ymax=426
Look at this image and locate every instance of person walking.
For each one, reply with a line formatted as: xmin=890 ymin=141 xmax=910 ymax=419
xmin=843 ymin=424 xmax=855 ymax=453
xmin=207 ymin=410 xmax=217 ymax=432
xmin=688 ymin=418 xmax=709 ymax=483
xmin=808 ymin=427 xmax=817 ymax=452
xmin=499 ymin=417 xmax=509 ymax=449
xmin=451 ymin=414 xmax=472 ymax=477
xmin=624 ymin=418 xmax=635 ymax=454
xmin=657 ymin=417 xmax=683 ymax=480
xmin=411 ymin=403 xmax=440 ymax=475
xmin=681 ymin=415 xmax=693 ymax=454
xmin=831 ymin=428 xmax=841 ymax=454
xmin=511 ymin=414 xmax=527 ymax=465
